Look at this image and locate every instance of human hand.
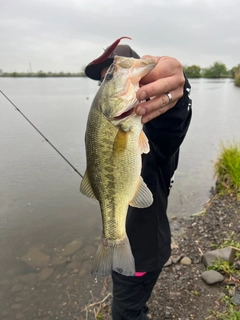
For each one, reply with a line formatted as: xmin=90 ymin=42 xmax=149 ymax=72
xmin=135 ymin=56 xmax=185 ymax=124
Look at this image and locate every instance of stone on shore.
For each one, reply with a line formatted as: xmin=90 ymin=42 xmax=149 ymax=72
xmin=202 ymin=247 xmax=236 ymax=267
xmin=231 ymin=288 xmax=240 ymax=306
xmin=163 ymin=257 xmax=172 ymax=267
xmin=201 ymin=270 xmax=224 ymax=284
xmin=172 ymin=255 xmax=184 ymax=264
xmin=180 ymin=256 xmax=192 ymax=265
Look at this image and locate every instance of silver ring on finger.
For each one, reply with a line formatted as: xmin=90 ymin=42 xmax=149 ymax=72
xmin=165 ymin=92 xmax=173 ymax=104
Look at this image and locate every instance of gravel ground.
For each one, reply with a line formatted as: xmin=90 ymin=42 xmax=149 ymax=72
xmin=97 ymin=193 xmax=240 ymax=320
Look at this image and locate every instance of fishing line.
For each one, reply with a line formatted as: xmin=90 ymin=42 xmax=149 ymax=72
xmin=0 ymin=90 xmax=83 ymax=179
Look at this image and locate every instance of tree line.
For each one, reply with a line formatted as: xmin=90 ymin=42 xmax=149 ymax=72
xmin=0 ymin=71 xmax=86 ymax=78
xmin=1 ymin=62 xmax=240 ymax=87
xmin=183 ymin=62 xmax=240 ymax=87
xmin=183 ymin=62 xmax=239 ymax=78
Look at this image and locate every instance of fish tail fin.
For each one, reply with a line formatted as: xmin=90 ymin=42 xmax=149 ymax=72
xmin=91 ymin=236 xmax=135 ymax=277
xmin=91 ymin=239 xmax=113 ymax=277
xmin=112 ymin=236 xmax=135 ymax=276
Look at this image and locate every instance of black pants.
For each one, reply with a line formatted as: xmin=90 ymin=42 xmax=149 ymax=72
xmin=111 ymin=269 xmax=162 ymax=320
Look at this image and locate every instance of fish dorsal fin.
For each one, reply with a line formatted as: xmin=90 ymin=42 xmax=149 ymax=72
xmin=80 ymin=171 xmax=97 ymax=199
xmin=139 ymin=130 xmax=150 ymax=154
xmin=129 ymin=176 xmax=153 ymax=208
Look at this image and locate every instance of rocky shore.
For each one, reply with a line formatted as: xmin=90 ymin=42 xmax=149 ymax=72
xmin=99 ymin=193 xmax=240 ymax=320
xmin=145 ymin=193 xmax=240 ymax=320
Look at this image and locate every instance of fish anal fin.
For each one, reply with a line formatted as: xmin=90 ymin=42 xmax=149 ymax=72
xmin=139 ymin=130 xmax=150 ymax=154
xmin=80 ymin=171 xmax=97 ymax=199
xmin=129 ymin=176 xmax=153 ymax=208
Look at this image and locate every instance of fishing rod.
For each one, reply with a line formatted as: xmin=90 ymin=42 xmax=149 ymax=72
xmin=0 ymin=90 xmax=83 ymax=179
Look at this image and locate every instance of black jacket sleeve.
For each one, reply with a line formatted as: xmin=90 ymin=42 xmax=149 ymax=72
xmin=144 ymin=76 xmax=192 ymax=164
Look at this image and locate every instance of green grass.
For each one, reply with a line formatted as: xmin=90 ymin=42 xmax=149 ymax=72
xmin=220 ymin=236 xmax=240 ymax=259
xmin=211 ymin=306 xmax=240 ymax=319
xmin=207 ymin=257 xmax=240 ymax=277
xmin=214 ymin=141 xmax=240 ymax=194
xmin=210 ymin=231 xmax=240 ymax=259
xmin=209 ymin=291 xmax=240 ymax=319
xmin=209 ymin=285 xmax=240 ymax=319
xmin=235 ymin=73 xmax=240 ymax=87
xmin=207 ymin=236 xmax=240 ymax=318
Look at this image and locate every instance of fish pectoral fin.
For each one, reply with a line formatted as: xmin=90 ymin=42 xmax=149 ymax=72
xmin=80 ymin=171 xmax=97 ymax=199
xmin=129 ymin=176 xmax=153 ymax=208
xmin=113 ymin=129 xmax=128 ymax=154
xmin=139 ymin=130 xmax=150 ymax=154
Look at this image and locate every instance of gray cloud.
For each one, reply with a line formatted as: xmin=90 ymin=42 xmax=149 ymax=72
xmin=0 ymin=0 xmax=239 ymax=72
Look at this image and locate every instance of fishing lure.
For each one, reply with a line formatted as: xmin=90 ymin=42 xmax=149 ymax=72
xmin=92 ymin=36 xmax=132 ymax=64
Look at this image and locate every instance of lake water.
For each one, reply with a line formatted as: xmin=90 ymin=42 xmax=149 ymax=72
xmin=0 ymin=77 xmax=239 ymax=319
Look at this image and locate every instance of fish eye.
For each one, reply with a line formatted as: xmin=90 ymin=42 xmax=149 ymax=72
xmin=105 ymin=73 xmax=113 ymax=81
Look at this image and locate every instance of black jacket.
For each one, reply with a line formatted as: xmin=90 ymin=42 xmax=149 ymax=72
xmin=126 ymin=77 xmax=192 ymax=272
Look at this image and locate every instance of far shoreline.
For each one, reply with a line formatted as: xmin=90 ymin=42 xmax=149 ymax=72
xmin=0 ymin=73 xmax=86 ymax=78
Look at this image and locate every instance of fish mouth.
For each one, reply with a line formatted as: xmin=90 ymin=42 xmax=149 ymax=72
xmin=113 ymin=108 xmax=134 ymax=120
xmin=112 ymin=100 xmax=139 ymax=121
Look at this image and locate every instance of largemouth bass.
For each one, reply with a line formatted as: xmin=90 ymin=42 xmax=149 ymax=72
xmin=80 ymin=56 xmax=156 ymax=276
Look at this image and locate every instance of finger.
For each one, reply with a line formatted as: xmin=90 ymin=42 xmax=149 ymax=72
xmin=162 ymin=87 xmax=184 ymax=106
xmin=136 ymin=87 xmax=183 ymax=116
xmin=140 ymin=56 xmax=183 ymax=83
xmin=136 ymin=95 xmax=170 ymax=116
xmin=136 ymin=76 xmax=183 ymax=102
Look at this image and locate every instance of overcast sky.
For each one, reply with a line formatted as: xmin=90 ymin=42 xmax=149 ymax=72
xmin=1 ymin=0 xmax=239 ymax=72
